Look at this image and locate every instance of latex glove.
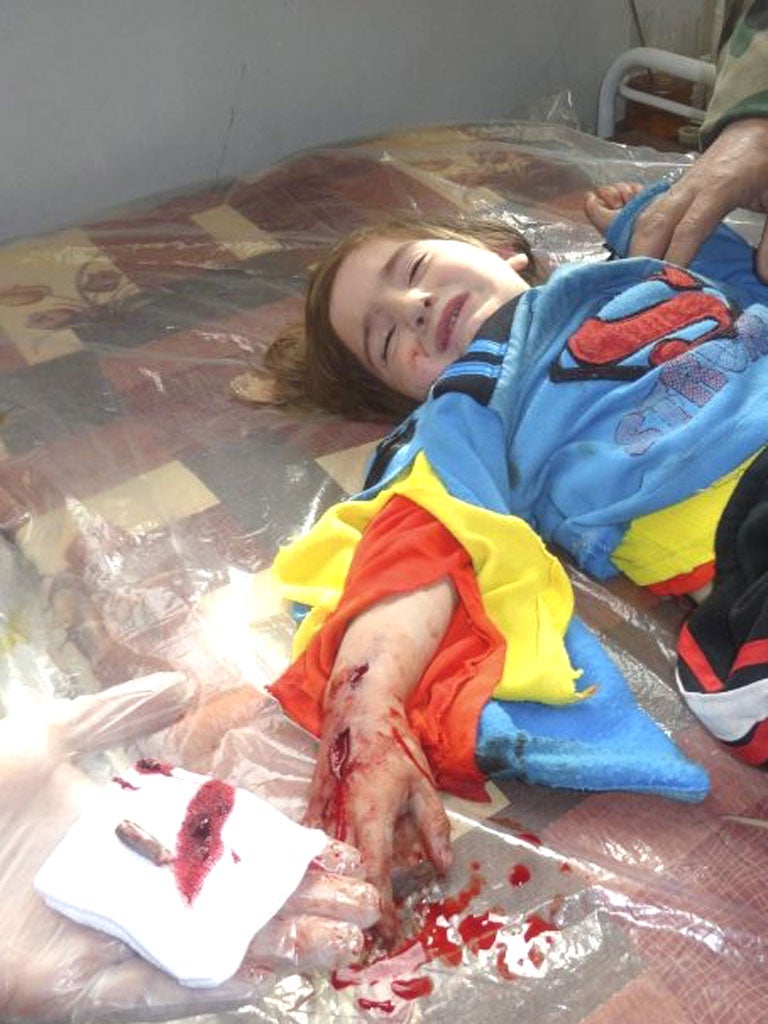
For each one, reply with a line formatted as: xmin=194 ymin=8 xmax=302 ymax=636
xmin=0 ymin=674 xmax=380 ymax=1023
xmin=628 ymin=119 xmax=768 ymax=279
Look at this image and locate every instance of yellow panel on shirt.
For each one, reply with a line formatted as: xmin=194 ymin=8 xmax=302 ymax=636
xmin=272 ymin=452 xmax=589 ymax=706
xmin=611 ymin=452 xmax=759 ymax=587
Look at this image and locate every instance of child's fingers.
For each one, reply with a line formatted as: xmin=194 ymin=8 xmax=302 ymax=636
xmin=617 ymin=181 xmax=644 ymax=204
xmin=354 ymin=813 xmax=397 ymax=939
xmin=593 ymin=185 xmax=624 ymax=210
xmin=410 ymin=781 xmax=452 ymax=875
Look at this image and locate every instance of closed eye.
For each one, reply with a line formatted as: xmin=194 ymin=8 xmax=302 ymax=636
xmin=382 ymin=326 xmax=395 ymax=363
xmin=408 ymin=254 xmax=426 ymax=285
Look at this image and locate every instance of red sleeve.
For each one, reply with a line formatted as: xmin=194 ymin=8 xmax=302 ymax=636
xmin=269 ymin=495 xmax=506 ymax=801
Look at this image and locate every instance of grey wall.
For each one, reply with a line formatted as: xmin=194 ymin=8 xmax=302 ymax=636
xmin=0 ymin=0 xmax=634 ymax=243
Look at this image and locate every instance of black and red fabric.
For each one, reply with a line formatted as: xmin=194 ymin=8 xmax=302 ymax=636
xmin=677 ymin=446 xmax=768 ymax=767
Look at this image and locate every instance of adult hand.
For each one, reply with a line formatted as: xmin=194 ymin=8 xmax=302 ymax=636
xmin=304 ymin=691 xmax=452 ymax=941
xmin=0 ymin=674 xmax=379 ymax=1023
xmin=628 ymin=118 xmax=768 ymax=280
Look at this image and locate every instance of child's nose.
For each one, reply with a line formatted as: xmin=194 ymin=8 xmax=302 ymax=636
xmin=409 ymin=293 xmax=433 ymax=332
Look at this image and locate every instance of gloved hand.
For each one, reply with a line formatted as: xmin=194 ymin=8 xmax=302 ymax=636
xmin=0 ymin=673 xmax=380 ymax=1023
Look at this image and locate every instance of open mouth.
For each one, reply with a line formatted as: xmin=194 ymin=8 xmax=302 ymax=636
xmin=437 ymin=293 xmax=468 ymax=352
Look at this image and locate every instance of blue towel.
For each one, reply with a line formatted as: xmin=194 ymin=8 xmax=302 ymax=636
xmin=477 ymin=617 xmax=710 ymax=802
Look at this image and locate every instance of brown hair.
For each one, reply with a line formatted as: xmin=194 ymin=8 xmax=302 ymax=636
xmin=265 ymin=215 xmax=542 ymax=421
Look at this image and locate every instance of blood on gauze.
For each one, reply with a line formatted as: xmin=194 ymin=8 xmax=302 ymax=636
xmin=112 ymin=776 xmax=138 ymax=791
xmin=134 ymin=758 xmax=174 ymax=777
xmin=173 ymin=779 xmax=236 ymax=904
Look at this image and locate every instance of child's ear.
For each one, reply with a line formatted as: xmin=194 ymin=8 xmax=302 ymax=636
xmin=505 ymin=252 xmax=529 ymax=272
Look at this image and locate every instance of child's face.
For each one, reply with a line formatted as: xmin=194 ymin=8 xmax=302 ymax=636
xmin=329 ymin=236 xmax=531 ymax=400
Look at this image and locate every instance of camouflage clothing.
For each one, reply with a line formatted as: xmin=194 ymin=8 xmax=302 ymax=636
xmin=701 ymin=0 xmax=768 ymax=146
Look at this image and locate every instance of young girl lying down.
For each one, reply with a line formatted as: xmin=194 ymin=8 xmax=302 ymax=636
xmin=264 ymin=181 xmax=768 ymax=934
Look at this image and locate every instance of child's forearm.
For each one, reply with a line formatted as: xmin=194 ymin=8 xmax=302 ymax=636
xmin=324 ymin=577 xmax=458 ymax=713
xmin=304 ymin=577 xmax=457 ymax=936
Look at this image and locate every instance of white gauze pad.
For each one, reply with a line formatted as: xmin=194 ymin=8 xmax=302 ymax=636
xmin=34 ymin=760 xmax=327 ymax=987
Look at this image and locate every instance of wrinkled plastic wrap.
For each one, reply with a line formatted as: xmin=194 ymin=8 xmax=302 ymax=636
xmin=0 ymin=119 xmax=766 ymax=1023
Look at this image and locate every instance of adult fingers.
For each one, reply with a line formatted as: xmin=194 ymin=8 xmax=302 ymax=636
xmin=56 ymin=672 xmax=195 ymax=756
xmin=628 ymin=185 xmax=693 ymax=261
xmin=309 ymin=837 xmax=365 ymax=878
xmin=245 ymin=913 xmax=366 ymax=972
xmin=629 ymin=174 xmax=740 ymax=268
xmin=283 ymin=870 xmax=381 ymax=929
xmin=71 ymin=950 xmax=266 ymax=1021
xmin=660 ymin=192 xmax=733 ymax=269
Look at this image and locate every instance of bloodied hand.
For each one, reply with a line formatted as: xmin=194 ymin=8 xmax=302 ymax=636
xmin=0 ymin=673 xmax=380 ymax=1022
xmin=303 ymin=580 xmax=457 ymax=939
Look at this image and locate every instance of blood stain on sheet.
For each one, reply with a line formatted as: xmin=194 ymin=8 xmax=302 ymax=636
xmin=417 ymin=870 xmax=485 ymax=965
xmin=490 ymin=814 xmax=545 ymax=848
xmin=509 ymin=863 xmax=531 ymax=887
xmin=528 ymin=945 xmax=545 ymax=969
xmin=516 ymin=831 xmax=542 ymax=847
xmin=457 ymin=909 xmax=505 ymax=951
xmin=134 ymin=757 xmax=174 ymax=777
xmin=174 ymin=778 xmax=235 ymax=904
xmin=523 ymin=913 xmax=559 ymax=942
xmin=357 ymin=997 xmax=395 ymax=1013
xmin=495 ymin=944 xmax=517 ymax=981
xmin=333 ymin=867 xmax=562 ymax=1012
xmin=391 ymin=976 xmax=433 ymax=999
xmin=560 ymin=861 xmax=573 ymax=872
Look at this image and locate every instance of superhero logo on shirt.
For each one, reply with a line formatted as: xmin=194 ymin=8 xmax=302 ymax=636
xmin=550 ymin=265 xmax=741 ymax=383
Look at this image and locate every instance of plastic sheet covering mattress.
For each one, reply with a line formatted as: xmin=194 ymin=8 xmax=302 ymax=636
xmin=0 ymin=118 xmax=766 ymax=1024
